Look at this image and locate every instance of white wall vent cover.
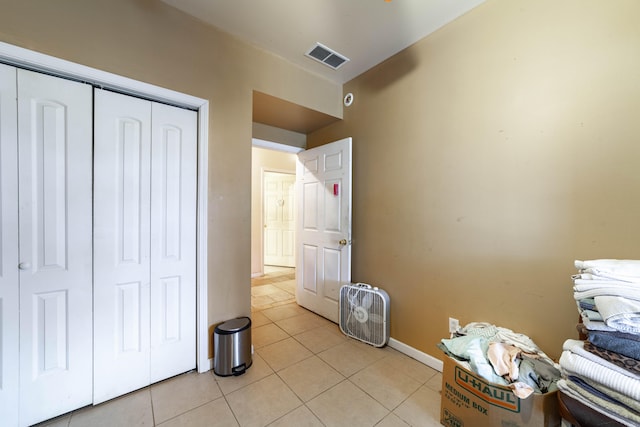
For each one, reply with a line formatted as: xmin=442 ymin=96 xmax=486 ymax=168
xmin=305 ymin=43 xmax=349 ymax=70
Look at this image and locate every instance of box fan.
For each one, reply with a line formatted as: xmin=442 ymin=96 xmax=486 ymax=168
xmin=339 ymin=283 xmax=390 ymax=347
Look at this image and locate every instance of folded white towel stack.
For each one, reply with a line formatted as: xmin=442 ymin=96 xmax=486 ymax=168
xmin=560 ymin=259 xmax=640 ymax=426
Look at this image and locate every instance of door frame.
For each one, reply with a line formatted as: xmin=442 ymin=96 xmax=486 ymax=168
xmin=0 ymin=41 xmax=211 ymax=373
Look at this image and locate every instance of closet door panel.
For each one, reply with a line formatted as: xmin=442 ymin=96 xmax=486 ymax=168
xmin=0 ymin=63 xmax=19 ymax=427
xmin=17 ymin=69 xmax=93 ymax=426
xmin=150 ymin=103 xmax=197 ymax=382
xmin=93 ymin=89 xmax=152 ymax=404
xmin=94 ymin=90 xmax=197 ymax=401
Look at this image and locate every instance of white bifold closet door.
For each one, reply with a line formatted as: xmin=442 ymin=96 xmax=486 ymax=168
xmin=19 ymin=67 xmax=93 ymax=426
xmin=93 ymin=89 xmax=197 ymax=404
xmin=18 ymin=68 xmax=93 ymax=426
xmin=0 ymin=64 xmax=93 ymax=426
xmin=0 ymin=63 xmax=20 ymax=427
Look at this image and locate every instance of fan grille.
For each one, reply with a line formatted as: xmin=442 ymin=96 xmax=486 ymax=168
xmin=339 ymin=284 xmax=390 ymax=347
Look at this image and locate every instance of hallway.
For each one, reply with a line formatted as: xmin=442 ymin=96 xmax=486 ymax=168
xmin=251 ymin=266 xmax=296 ymax=311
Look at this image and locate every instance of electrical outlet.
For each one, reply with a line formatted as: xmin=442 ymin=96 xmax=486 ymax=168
xmin=448 ymin=317 xmax=460 ymax=334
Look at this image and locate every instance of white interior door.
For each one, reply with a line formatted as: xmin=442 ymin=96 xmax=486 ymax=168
xmin=94 ymin=89 xmax=197 ymax=403
xmin=93 ymin=89 xmax=152 ymax=403
xmin=149 ymin=102 xmax=197 ymax=382
xmin=17 ymin=69 xmax=93 ymax=426
xmin=296 ymin=137 xmax=352 ymax=322
xmin=264 ymin=172 xmax=295 ymax=267
xmin=0 ymin=63 xmax=19 ymax=427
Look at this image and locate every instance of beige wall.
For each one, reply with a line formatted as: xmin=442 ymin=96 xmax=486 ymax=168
xmin=309 ymin=0 xmax=640 ymax=360
xmin=0 ymin=0 xmax=341 ymax=333
xmin=251 ymin=147 xmax=297 ymax=275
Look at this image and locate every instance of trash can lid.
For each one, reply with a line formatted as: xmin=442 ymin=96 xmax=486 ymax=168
xmin=215 ymin=317 xmax=251 ymax=334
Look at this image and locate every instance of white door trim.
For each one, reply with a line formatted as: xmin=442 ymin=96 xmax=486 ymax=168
xmin=0 ymin=41 xmax=211 ymax=373
xmin=252 ymin=138 xmax=304 ymax=154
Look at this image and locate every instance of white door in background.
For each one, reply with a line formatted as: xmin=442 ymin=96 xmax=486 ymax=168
xmin=0 ymin=63 xmax=19 ymax=426
xmin=264 ymin=172 xmax=295 ymax=267
xmin=93 ymin=89 xmax=197 ymax=404
xmin=17 ymin=69 xmax=93 ymax=426
xmin=296 ymin=138 xmax=352 ymax=322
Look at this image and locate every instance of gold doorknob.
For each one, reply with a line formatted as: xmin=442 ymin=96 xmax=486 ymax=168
xmin=339 ymin=239 xmax=348 ymax=246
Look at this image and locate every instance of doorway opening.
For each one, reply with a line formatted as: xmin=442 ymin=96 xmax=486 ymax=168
xmin=251 ymin=140 xmax=302 ymax=311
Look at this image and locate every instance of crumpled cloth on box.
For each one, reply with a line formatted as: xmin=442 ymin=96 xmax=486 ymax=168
xmin=440 ymin=336 xmax=536 ymax=398
xmin=440 ymin=322 xmax=561 ymax=399
xmin=487 ymin=342 xmax=521 ymax=381
xmin=440 ymin=335 xmax=508 ymax=385
xmin=519 ymin=354 xmax=560 ymax=394
xmin=486 ymin=342 xmax=560 ymax=394
xmin=461 ymin=322 xmax=542 ymax=355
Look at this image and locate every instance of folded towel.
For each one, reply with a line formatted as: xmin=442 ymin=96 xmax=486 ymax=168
xmin=573 ymin=279 xmax=640 ymax=291
xmin=575 ymin=259 xmax=640 ymax=282
xmin=563 ymin=339 xmax=640 ymax=381
xmin=578 ymin=271 xmax=640 ymax=284
xmin=583 ymin=342 xmax=640 ymax=376
xmin=573 ymin=272 xmax=640 ymax=284
xmin=559 ymin=350 xmax=640 ymax=400
xmin=595 ymin=296 xmax=640 ymax=334
xmin=574 ymin=287 xmax=640 ymax=303
xmin=569 ymin=374 xmax=640 ymax=414
xmin=589 ymin=330 xmax=640 ymax=360
xmin=579 ymin=313 xmax=617 ymax=332
xmin=573 ymin=279 xmax=640 ymax=290
xmin=578 ymin=298 xmax=597 ymax=311
xmin=580 ymin=309 xmax=603 ymax=321
xmin=558 ymin=380 xmax=640 ymax=427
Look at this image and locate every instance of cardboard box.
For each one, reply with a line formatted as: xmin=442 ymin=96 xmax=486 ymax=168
xmin=440 ymin=356 xmax=560 ymax=427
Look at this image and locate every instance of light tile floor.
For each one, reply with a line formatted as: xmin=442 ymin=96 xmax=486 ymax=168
xmin=36 ymin=267 xmax=443 ymax=427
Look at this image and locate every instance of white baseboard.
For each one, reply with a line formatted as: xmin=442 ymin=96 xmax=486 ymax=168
xmin=388 ymin=337 xmax=443 ymax=372
xmin=251 ymin=272 xmax=263 ymax=278
xmin=198 ymin=358 xmax=213 ymax=373
xmin=206 ymin=337 xmax=442 ymax=374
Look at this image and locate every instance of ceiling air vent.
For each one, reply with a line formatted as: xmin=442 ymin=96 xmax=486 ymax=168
xmin=305 ymin=43 xmax=349 ymax=70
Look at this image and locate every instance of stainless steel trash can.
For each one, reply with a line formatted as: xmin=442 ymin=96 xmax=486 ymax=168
xmin=213 ymin=317 xmax=252 ymax=376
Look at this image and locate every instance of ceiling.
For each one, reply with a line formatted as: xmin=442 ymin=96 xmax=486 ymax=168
xmin=160 ymin=0 xmax=486 ymax=85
